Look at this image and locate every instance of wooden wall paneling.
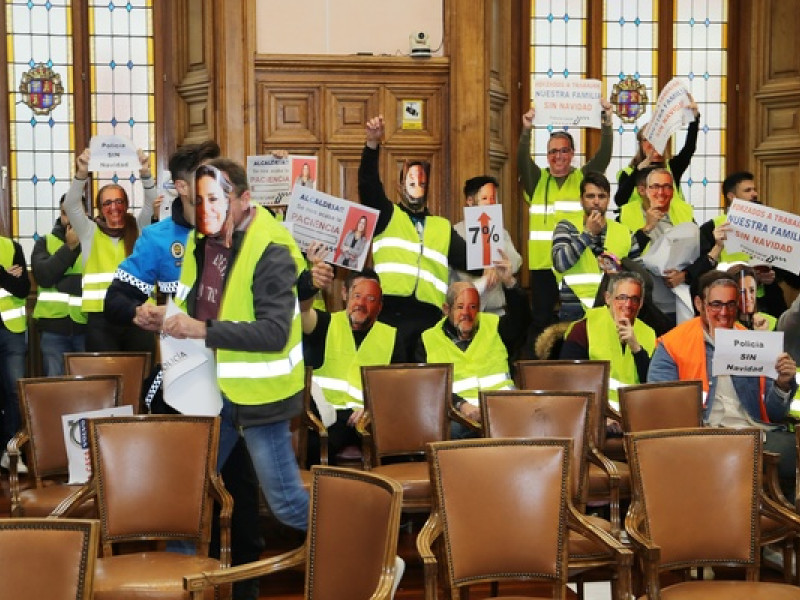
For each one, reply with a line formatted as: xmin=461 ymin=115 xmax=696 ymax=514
xmin=757 ymin=156 xmax=800 ymax=214
xmin=324 ymin=147 xmax=364 ymax=203
xmin=749 ymin=0 xmax=800 ymax=216
xmin=325 ymin=86 xmax=382 ymax=145
xmin=258 ymin=85 xmax=322 ymax=146
xmin=173 ymin=0 xmax=215 ymax=145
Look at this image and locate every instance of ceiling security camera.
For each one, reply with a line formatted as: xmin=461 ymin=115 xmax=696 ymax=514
xmin=410 ymin=31 xmax=431 ymax=58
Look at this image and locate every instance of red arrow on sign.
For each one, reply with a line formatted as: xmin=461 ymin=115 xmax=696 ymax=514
xmin=478 ymin=211 xmax=492 ymax=266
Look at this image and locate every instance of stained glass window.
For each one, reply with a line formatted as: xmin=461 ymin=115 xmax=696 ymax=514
xmin=530 ymin=0 xmax=728 ymax=222
xmin=5 ymin=0 xmax=155 ymax=256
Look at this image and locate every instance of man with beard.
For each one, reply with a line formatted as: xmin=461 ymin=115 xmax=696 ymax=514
xmin=65 ymin=147 xmax=157 ymax=351
xmin=300 ymin=264 xmax=404 ymax=465
xmin=551 ymin=171 xmax=633 ymax=322
xmin=359 ymin=115 xmax=478 ymax=355
xmin=560 ymin=271 xmax=656 ymax=411
xmin=416 ymin=269 xmax=519 ymax=439
xmin=649 ymin=270 xmax=798 ymax=499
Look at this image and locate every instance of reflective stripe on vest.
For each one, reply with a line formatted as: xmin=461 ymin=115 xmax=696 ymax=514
xmin=585 ymin=306 xmax=655 ymax=408
xmin=372 ymin=207 xmax=450 ymax=307
xmin=422 ymin=312 xmax=513 ymax=402
xmin=526 ymin=169 xmax=583 ymax=270
xmin=177 ymin=205 xmax=306 ymax=405
xmin=0 ymin=238 xmax=27 ymax=332
xmin=312 ymin=311 xmax=395 ymax=409
xmin=33 ymin=234 xmax=86 ymax=324
xmin=82 ymin=230 xmax=127 ymax=313
xmin=557 ymin=218 xmax=631 ymax=309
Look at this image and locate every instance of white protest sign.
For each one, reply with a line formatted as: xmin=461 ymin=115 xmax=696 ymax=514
xmin=464 ymin=204 xmax=505 ymax=270
xmin=533 ymin=78 xmax=603 ymax=129
xmin=724 ymin=200 xmax=800 ymax=274
xmin=62 ymin=405 xmax=134 ymax=484
xmin=247 ymin=155 xmax=292 ymax=205
xmin=645 ymin=78 xmax=692 ymax=155
xmin=641 ymin=221 xmax=700 ymax=275
xmin=160 ymin=298 xmax=222 ymax=416
xmin=711 ymin=328 xmax=783 ymax=380
xmin=88 ymin=135 xmax=140 ymax=172
xmin=284 ymin=185 xmax=379 ymax=272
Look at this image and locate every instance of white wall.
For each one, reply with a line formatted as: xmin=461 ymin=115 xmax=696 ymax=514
xmin=255 ymin=0 xmax=444 ymax=57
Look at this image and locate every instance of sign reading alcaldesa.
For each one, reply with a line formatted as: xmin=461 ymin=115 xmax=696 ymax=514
xmin=725 ymin=199 xmax=800 ymax=275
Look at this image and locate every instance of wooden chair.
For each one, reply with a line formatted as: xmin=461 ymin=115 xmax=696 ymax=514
xmin=185 ymin=466 xmax=404 ymax=600
xmin=418 ymin=437 xmax=632 ymax=600
xmin=52 ymin=415 xmax=232 ymax=600
xmin=620 ymin=380 xmax=797 ymax=584
xmin=0 ymin=517 xmax=99 ymax=600
xmin=358 ymin=363 xmax=453 ymax=513
xmin=64 ymin=351 xmax=151 ymax=413
xmin=515 ymin=359 xmax=627 ymax=536
xmin=7 ymin=374 xmax=121 ymax=517
xmin=481 ymin=390 xmax=633 ymax=600
xmin=625 ymin=427 xmax=800 ymax=599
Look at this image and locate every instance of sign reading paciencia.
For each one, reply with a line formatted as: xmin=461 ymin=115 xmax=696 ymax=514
xmin=645 ymin=78 xmax=693 ymax=155
xmin=284 ymin=185 xmax=379 ymax=272
xmin=725 ymin=199 xmax=800 ymax=275
xmin=247 ymin=154 xmax=318 ymax=206
xmin=464 ymin=204 xmax=505 ymax=270
xmin=88 ymin=135 xmax=139 ymax=172
xmin=533 ymin=78 xmax=602 ymax=129
xmin=711 ymin=328 xmax=783 ymax=380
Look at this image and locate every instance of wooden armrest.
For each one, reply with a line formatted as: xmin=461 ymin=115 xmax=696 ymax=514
xmin=416 ymin=511 xmax=443 ymax=600
xmin=184 ymin=545 xmax=306 ymax=599
xmin=355 ymin=413 xmax=374 ymax=469
xmin=763 ymin=450 xmax=793 ymax=509
xmin=588 ymin=443 xmax=622 ymax=537
xmin=209 ymin=472 xmax=233 ymax=568
xmin=447 ymin=404 xmax=480 ymax=433
xmin=7 ymin=431 xmax=29 ymax=514
xmin=49 ymin=481 xmax=96 ymax=518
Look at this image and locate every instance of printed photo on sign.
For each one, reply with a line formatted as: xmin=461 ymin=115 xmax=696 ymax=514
xmin=533 ymin=78 xmax=602 ymax=129
xmin=284 ymin=185 xmax=379 ymax=271
xmin=464 ymin=203 xmax=505 ymax=270
xmin=291 ymin=156 xmax=317 ymax=190
xmin=88 ymin=135 xmax=140 ymax=172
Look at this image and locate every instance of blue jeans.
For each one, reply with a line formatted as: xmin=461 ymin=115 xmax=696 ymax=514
xmin=218 ymin=397 xmax=309 ymax=532
xmin=0 ymin=327 xmax=27 ymax=448
xmin=40 ymin=330 xmax=86 ymax=377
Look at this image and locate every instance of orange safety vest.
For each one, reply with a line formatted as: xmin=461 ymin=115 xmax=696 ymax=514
xmin=658 ymin=316 xmax=768 ymax=421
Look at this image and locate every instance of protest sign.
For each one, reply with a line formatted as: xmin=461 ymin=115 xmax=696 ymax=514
xmin=464 ymin=204 xmax=505 ymax=270
xmin=645 ymin=78 xmax=693 ymax=155
xmin=641 ymin=221 xmax=700 ymax=275
xmin=724 ymin=200 xmax=800 ymax=274
xmin=62 ymin=405 xmax=134 ymax=484
xmin=533 ymin=78 xmax=602 ymax=128
xmin=160 ymin=298 xmax=222 ymax=416
xmin=285 ymin=185 xmax=379 ymax=272
xmin=711 ymin=328 xmax=783 ymax=380
xmin=247 ymin=154 xmax=318 ymax=206
xmin=88 ymin=135 xmax=139 ymax=172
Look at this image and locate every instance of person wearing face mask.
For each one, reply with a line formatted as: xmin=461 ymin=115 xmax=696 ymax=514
xmin=65 ymin=147 xmax=157 ymax=352
xmin=359 ymin=115 xmax=478 ymax=356
xmin=517 ymin=101 xmax=614 ymax=343
xmin=649 ymin=270 xmax=797 ymax=499
xmin=552 ymin=172 xmax=634 ymax=322
xmin=614 ymin=96 xmax=700 ymax=209
xmin=300 ymin=265 xmax=404 ymax=466
xmin=560 ymin=271 xmax=655 ymax=411
xmin=104 ymin=141 xmax=221 ymax=332
xmin=450 ymin=176 xmax=524 ymax=317
xmin=416 ymin=275 xmax=518 ymax=439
